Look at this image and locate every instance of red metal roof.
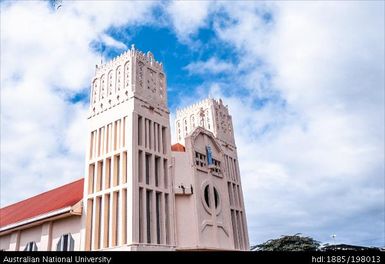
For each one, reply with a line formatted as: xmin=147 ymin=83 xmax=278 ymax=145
xmin=171 ymin=143 xmax=186 ymax=152
xmin=0 ymin=178 xmax=84 ymax=228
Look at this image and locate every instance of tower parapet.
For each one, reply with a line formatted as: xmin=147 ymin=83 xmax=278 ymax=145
xmin=90 ymin=45 xmax=167 ymax=118
xmin=175 ymin=98 xmax=235 ymax=147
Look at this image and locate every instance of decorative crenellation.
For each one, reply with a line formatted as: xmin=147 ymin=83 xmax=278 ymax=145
xmin=175 ymin=98 xmax=235 ymax=146
xmin=89 ymin=45 xmax=167 ymax=117
xmin=95 ymin=44 xmax=163 ymax=76
xmin=175 ymin=98 xmax=230 ymax=116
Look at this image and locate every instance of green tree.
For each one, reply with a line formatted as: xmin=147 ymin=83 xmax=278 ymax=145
xmin=253 ymin=234 xmax=320 ymax=251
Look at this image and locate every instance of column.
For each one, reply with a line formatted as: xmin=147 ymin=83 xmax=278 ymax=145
xmin=40 ymin=222 xmax=53 ymax=251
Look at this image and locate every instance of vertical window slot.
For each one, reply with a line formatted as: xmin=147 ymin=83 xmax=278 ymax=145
xmin=122 ymin=189 xmax=127 ymax=245
xmin=96 ymin=161 xmax=103 ymax=192
xmin=113 ymin=154 xmax=120 ymax=187
xmin=138 ymin=115 xmax=143 ymax=146
xmin=122 ymin=152 xmax=127 ymax=184
xmin=163 ymin=159 xmax=168 ymax=188
xmin=156 ymin=192 xmax=161 ymax=244
xmin=165 ymin=194 xmax=170 ymax=245
xmin=145 ymin=153 xmax=151 ymax=185
xmin=139 ymin=187 xmax=144 ymax=243
xmin=103 ymin=194 xmax=110 ymax=248
xmin=105 ymin=158 xmax=111 ymax=189
xmin=155 ymin=156 xmax=160 ymax=187
xmin=88 ymin=164 xmax=95 ymax=194
xmin=162 ymin=126 xmax=167 ymax=155
xmin=146 ymin=190 xmax=152 ymax=244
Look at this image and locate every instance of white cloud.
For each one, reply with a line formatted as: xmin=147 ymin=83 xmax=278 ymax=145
xmin=166 ymin=0 xmax=211 ymax=41
xmin=184 ymin=57 xmax=234 ymax=75
xmin=99 ymin=34 xmax=127 ymax=50
xmin=211 ymin=1 xmax=384 ymax=246
xmin=173 ymin=1 xmax=384 ymax=246
xmin=0 ymin=1 xmax=159 ymax=206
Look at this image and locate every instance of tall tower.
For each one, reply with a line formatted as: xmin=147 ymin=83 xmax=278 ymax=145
xmin=82 ymin=46 xmax=175 ymax=251
xmin=173 ymin=99 xmax=249 ymax=250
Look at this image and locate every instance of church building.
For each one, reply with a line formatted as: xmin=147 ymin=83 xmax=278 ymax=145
xmin=0 ymin=47 xmax=249 ymax=251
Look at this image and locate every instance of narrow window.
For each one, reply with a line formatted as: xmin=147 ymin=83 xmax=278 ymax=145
xmin=144 ymin=118 xmax=149 ymax=148
xmin=94 ymin=196 xmax=102 ymax=250
xmin=214 ymin=187 xmax=219 ymax=209
xmin=122 ymin=152 xmax=127 ymax=184
xmin=233 ymin=159 xmax=237 ymax=182
xmin=90 ymin=131 xmax=95 ymax=159
xmin=88 ymin=164 xmax=95 ymax=194
xmin=145 ymin=153 xmax=151 ymax=185
xmin=24 ymin=242 xmax=37 ymax=251
xmin=204 ymin=185 xmax=210 ymax=208
xmin=145 ymin=119 xmax=149 ymax=148
xmin=112 ymin=192 xmax=119 ymax=246
xmin=98 ymin=127 xmax=102 ymax=157
xmin=114 ymin=120 xmax=118 ymax=151
xmin=228 ymin=182 xmax=233 ymax=207
xmin=113 ymin=154 xmax=120 ymax=187
xmin=138 ymin=115 xmax=143 ymax=146
xmin=206 ymin=146 xmax=213 ymax=165
xmin=138 ymin=150 xmax=143 ymax=183
xmin=156 ymin=192 xmax=161 ymax=244
xmin=231 ymin=210 xmax=239 ymax=249
xmin=162 ymin=126 xmax=167 ymax=154
xmin=233 ymin=183 xmax=239 ymax=207
xmin=96 ymin=161 xmax=103 ymax=192
xmin=237 ymin=185 xmax=242 ymax=208
xmin=139 ymin=187 xmax=144 ymax=243
xmin=237 ymin=211 xmax=246 ymax=250
xmin=122 ymin=116 xmax=126 ymax=147
xmin=154 ymin=122 xmax=158 ymax=152
xmin=149 ymin=120 xmax=152 ymax=150
xmin=165 ymin=194 xmax=170 ymax=245
xmin=155 ymin=156 xmax=160 ymax=187
xmin=105 ymin=158 xmax=111 ymax=189
xmin=56 ymin=234 xmax=74 ymax=251
xmin=106 ymin=124 xmax=111 ymax=153
xmin=163 ymin=159 xmax=168 ymax=188
xmin=240 ymin=211 xmax=247 ymax=249
xmin=236 ymin=211 xmax=244 ymax=249
xmin=146 ymin=190 xmax=152 ymax=243
xmin=122 ymin=189 xmax=127 ymax=244
xmin=116 ymin=192 xmax=120 ymax=246
xmin=234 ymin=159 xmax=239 ymax=181
xmin=103 ymin=194 xmax=110 ymax=248
xmin=157 ymin=124 xmax=161 ymax=153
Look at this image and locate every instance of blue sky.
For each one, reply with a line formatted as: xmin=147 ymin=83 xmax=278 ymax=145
xmin=1 ymin=1 xmax=384 ymax=247
xmin=89 ymin=23 xmax=251 ymax=110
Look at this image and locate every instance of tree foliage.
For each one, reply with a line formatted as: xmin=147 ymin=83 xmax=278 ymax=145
xmin=254 ymin=234 xmax=321 ymax=251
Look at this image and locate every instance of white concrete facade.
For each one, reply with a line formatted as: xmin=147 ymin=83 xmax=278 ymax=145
xmin=82 ymin=45 xmax=174 ymax=251
xmin=173 ymin=99 xmax=249 ymax=250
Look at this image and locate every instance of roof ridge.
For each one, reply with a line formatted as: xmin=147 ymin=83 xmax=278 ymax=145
xmin=0 ymin=178 xmax=84 ymax=210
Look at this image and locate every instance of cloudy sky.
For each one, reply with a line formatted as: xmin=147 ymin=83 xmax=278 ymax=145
xmin=1 ymin=1 xmax=384 ymax=247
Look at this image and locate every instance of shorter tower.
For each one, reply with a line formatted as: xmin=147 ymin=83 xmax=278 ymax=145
xmin=175 ymin=98 xmax=235 ymax=147
xmin=173 ymin=98 xmax=249 ymax=250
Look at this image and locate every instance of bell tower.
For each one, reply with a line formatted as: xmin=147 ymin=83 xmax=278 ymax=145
xmin=81 ymin=45 xmax=175 ymax=251
xmin=173 ymin=98 xmax=249 ymax=250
